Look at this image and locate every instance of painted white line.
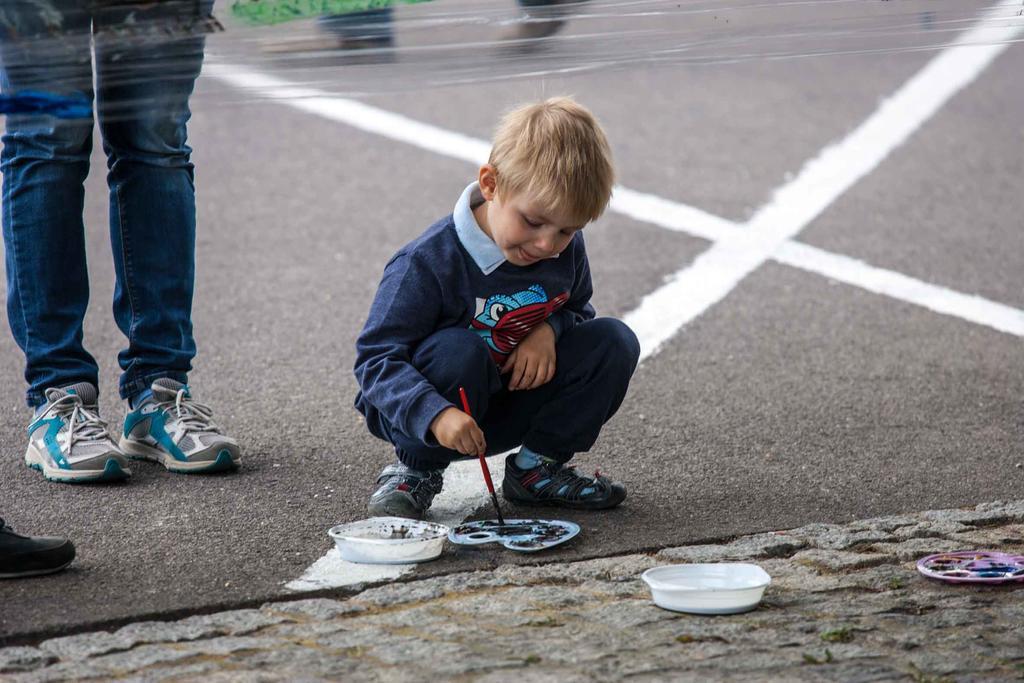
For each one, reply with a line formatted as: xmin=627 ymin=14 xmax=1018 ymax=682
xmin=609 ymin=186 xmax=743 ymax=243
xmin=773 ymin=242 xmax=1024 ymax=337
xmin=746 ymin=3 xmax=1024 ymax=239
xmin=285 ymin=454 xmax=507 ymax=592
xmin=284 ymin=554 xmax=411 ymax=593
xmin=203 ymin=64 xmax=492 ymax=165
xmin=628 ymin=1 xmax=1024 ymax=360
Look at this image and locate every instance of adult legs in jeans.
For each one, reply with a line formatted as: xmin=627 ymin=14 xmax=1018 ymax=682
xmin=94 ymin=6 xmax=243 ymax=474
xmin=370 ymin=319 xmax=640 ymax=471
xmin=1 ymin=2 xmax=209 ymax=407
xmin=1 ymin=4 xmax=97 ymax=408
xmin=93 ymin=3 xmax=210 ymax=403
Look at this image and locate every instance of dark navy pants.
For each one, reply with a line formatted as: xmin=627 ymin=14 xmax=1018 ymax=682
xmin=364 ymin=318 xmax=640 ymax=470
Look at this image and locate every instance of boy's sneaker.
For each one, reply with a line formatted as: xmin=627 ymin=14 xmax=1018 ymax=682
xmin=502 ymin=452 xmax=626 ymax=510
xmin=25 ymin=383 xmax=131 ymax=483
xmin=119 ymin=379 xmax=240 ymax=474
xmin=367 ymin=463 xmax=444 ymax=519
xmin=0 ymin=518 xmax=76 ymax=579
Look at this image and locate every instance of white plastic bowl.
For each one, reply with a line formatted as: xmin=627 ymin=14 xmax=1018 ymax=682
xmin=641 ymin=563 xmax=771 ymax=615
xmin=327 ymin=517 xmax=449 ymax=564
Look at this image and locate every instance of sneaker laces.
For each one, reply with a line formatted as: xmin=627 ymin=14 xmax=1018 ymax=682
xmin=41 ymin=391 xmax=112 ymax=451
xmin=154 ymin=389 xmax=221 ymax=434
xmin=534 ymin=462 xmax=606 ymax=498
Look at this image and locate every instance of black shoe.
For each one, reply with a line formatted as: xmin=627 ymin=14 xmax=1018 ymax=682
xmin=367 ymin=463 xmax=444 ymax=519
xmin=502 ymin=453 xmax=626 ymax=510
xmin=0 ymin=518 xmax=75 ymax=579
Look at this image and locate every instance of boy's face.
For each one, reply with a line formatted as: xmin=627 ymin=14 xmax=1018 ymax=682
xmin=475 ymin=165 xmax=585 ymax=267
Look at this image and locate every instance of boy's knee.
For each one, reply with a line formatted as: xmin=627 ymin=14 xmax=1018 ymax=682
xmin=589 ymin=318 xmax=641 ymax=369
xmin=418 ymin=327 xmax=491 ymax=360
xmin=412 ymin=328 xmax=493 ymax=385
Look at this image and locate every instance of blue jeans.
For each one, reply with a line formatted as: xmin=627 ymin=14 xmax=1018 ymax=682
xmin=361 ymin=319 xmax=641 ymax=470
xmin=1 ymin=1 xmax=211 ymax=407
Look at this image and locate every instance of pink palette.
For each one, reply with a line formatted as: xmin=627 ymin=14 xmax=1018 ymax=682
xmin=916 ymin=551 xmax=1024 ymax=584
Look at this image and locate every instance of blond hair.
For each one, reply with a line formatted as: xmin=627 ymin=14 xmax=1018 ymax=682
xmin=488 ymin=96 xmax=614 ymax=225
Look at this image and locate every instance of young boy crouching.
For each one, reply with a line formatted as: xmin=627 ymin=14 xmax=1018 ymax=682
xmin=354 ymin=96 xmax=640 ymax=519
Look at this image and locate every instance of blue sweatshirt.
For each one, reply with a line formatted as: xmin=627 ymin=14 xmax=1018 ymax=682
xmin=354 ymin=182 xmax=596 ymax=446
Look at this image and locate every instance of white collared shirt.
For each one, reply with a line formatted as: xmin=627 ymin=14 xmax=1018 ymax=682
xmin=452 ymin=182 xmax=506 ymax=275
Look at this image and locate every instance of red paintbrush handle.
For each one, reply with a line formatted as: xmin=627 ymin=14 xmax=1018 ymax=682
xmin=478 ymin=452 xmax=496 ymax=493
xmin=459 ymin=386 xmax=506 ymax=525
xmin=459 ymin=386 xmax=496 ymax=495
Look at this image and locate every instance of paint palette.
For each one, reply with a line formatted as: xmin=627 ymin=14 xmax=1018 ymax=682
xmin=449 ymin=519 xmax=580 ymax=553
xmin=916 ymin=551 xmax=1024 ymax=584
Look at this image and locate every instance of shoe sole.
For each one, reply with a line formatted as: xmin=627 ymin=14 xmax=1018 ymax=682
xmin=0 ymin=559 xmax=75 ymax=579
xmin=502 ymin=482 xmax=627 ymax=510
xmin=118 ymin=438 xmax=239 ymax=474
xmin=502 ymin=494 xmax=626 ymax=510
xmin=25 ymin=445 xmax=130 ymax=483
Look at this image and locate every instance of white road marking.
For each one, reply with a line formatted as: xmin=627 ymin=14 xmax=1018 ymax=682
xmin=627 ymin=0 xmax=1023 ymax=359
xmin=203 ymin=65 xmax=492 ymax=165
xmin=609 ymin=186 xmax=743 ymax=243
xmin=213 ymin=1 xmax=1024 ymax=591
xmin=284 ymin=554 xmax=411 ymax=593
xmin=773 ymin=242 xmax=1024 ymax=337
xmin=285 ymin=454 xmax=507 ymax=592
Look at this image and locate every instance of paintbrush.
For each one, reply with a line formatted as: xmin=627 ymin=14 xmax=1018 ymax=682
xmin=458 ymin=386 xmax=506 ymax=526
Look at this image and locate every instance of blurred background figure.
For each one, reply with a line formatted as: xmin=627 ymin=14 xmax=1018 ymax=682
xmin=503 ymin=0 xmax=588 ymax=41
xmin=265 ymin=0 xmax=589 ymax=54
xmin=319 ymin=7 xmax=396 ymax=51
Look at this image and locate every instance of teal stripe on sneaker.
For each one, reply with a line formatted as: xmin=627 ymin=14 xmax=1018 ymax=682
xmin=149 ymin=412 xmax=190 ymax=462
xmin=31 ymin=418 xmax=70 ymax=469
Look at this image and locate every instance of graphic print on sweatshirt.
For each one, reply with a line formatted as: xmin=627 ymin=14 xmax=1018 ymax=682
xmin=470 ymin=284 xmax=569 ymax=364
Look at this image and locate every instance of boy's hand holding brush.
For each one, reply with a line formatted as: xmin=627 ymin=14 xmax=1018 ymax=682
xmin=429 ymin=405 xmax=486 ymax=457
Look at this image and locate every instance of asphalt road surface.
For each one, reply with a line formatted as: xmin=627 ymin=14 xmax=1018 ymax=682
xmin=1 ymin=0 xmax=1021 ymax=644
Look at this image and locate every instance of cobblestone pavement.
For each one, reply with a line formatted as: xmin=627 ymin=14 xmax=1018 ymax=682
xmin=3 ymin=500 xmax=1023 ymax=682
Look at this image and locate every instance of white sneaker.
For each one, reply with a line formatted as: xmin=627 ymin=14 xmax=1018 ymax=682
xmin=119 ymin=379 xmax=240 ymax=474
xmin=25 ymin=383 xmax=131 ymax=483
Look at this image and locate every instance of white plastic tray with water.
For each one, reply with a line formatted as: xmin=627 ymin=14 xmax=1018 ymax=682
xmin=641 ymin=564 xmax=772 ymax=615
xmin=328 ymin=517 xmax=450 ymax=564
